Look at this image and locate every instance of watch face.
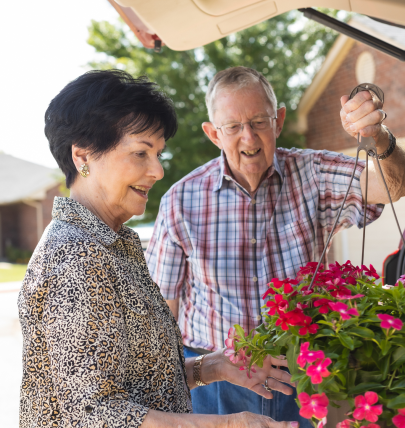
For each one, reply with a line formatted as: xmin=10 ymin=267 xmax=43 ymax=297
xmin=349 ymin=83 xmax=384 ymax=105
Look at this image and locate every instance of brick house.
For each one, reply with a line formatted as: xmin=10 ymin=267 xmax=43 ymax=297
xmin=296 ymin=16 xmax=405 ymax=274
xmin=0 ymin=153 xmax=63 ymax=261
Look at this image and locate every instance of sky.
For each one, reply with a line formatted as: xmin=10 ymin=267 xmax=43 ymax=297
xmin=0 ymin=0 xmax=118 ymax=168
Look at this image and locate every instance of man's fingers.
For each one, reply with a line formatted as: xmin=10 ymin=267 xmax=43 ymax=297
xmin=340 ymin=94 xmax=349 ymax=108
xmin=346 ymin=99 xmax=375 ymax=124
xmin=272 ymin=421 xmax=300 ymax=428
xmin=342 ymin=90 xmax=372 ymax=114
xmin=348 ymin=109 xmax=382 ymax=135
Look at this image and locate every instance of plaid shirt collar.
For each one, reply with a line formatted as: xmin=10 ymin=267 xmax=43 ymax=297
xmin=214 ymin=150 xmax=283 ymax=193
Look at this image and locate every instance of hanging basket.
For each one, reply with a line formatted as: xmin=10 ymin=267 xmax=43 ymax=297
xmin=225 ymin=84 xmax=405 ymax=428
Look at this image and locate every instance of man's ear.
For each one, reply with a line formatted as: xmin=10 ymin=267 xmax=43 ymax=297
xmin=202 ymin=122 xmax=223 ymax=150
xmin=275 ymin=106 xmax=287 ymax=138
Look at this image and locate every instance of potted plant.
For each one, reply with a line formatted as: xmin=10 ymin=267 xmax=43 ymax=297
xmin=225 ymin=260 xmax=405 ymax=428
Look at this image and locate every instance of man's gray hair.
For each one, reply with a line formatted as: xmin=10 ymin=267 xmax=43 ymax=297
xmin=205 ymin=66 xmax=277 ymax=122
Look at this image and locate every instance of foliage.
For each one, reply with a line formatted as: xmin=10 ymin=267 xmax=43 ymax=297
xmin=5 ymin=245 xmax=32 ymax=264
xmin=226 ymin=261 xmax=405 ymax=428
xmin=87 ymin=10 xmax=342 ymax=223
xmin=0 ymin=262 xmax=28 ymax=283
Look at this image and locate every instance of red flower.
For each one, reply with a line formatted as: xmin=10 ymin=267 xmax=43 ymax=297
xmin=298 ymin=315 xmax=319 ymax=335
xmin=285 ymin=308 xmax=307 ymax=326
xmin=330 ymin=286 xmax=352 ymax=299
xmin=314 ymin=298 xmax=332 ymax=314
xmin=306 ymin=357 xmax=332 ymax=384
xmin=353 ymin=392 xmax=382 ymax=422
xmin=337 ymin=419 xmax=355 ymax=428
xmin=298 ymin=392 xmax=329 ymax=419
xmin=262 ymin=287 xmax=276 ymax=299
xmin=361 ymin=264 xmax=380 ymax=279
xmin=336 ymin=293 xmax=365 ymax=300
xmin=297 ymin=342 xmax=325 ymax=368
xmin=329 ymin=302 xmax=359 ymax=320
xmin=266 ymin=294 xmax=289 ymax=315
xmin=275 ymin=313 xmax=291 ymax=331
xmin=296 ymin=262 xmax=323 ymax=281
xmin=361 ymin=425 xmax=380 ymax=428
xmin=393 ymin=409 xmax=405 ymax=428
xmin=377 ymin=314 xmax=403 ymax=331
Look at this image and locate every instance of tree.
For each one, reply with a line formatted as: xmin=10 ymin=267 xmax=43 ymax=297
xmin=87 ymin=10 xmax=342 ymax=223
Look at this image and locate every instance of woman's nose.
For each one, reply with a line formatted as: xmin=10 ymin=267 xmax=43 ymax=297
xmin=149 ymin=157 xmax=164 ymax=181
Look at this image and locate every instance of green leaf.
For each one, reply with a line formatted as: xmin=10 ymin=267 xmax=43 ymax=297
xmin=392 ymin=347 xmax=405 ymax=369
xmin=255 ymin=323 xmax=268 ymax=335
xmin=360 ymin=316 xmax=381 ymax=323
xmin=348 ymin=383 xmax=385 ymax=395
xmin=291 ymin=372 xmax=306 ymax=383
xmin=336 ymin=372 xmax=347 ymax=386
xmin=387 ymin=394 xmax=405 ymax=409
xmin=286 ymin=341 xmax=299 ymax=376
xmin=392 ymin=379 xmax=405 ymax=390
xmin=350 ymin=327 xmax=375 ymax=339
xmin=234 ymin=325 xmax=247 ymax=341
xmin=380 ymin=354 xmax=391 ymax=381
xmin=297 ymin=376 xmax=311 ymax=394
xmin=322 ymin=378 xmax=340 ymax=393
xmin=327 ymin=392 xmax=348 ymax=401
xmin=339 ymin=333 xmax=354 ymax=350
xmin=315 ymin=329 xmax=335 ymax=337
xmin=364 ymin=340 xmax=373 ymax=357
xmin=380 ymin=339 xmax=392 ymax=356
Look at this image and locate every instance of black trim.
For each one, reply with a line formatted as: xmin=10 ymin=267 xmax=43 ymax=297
xmin=298 ymin=8 xmax=405 ymax=62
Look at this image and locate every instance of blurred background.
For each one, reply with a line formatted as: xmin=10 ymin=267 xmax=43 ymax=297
xmin=1 ymin=0 xmax=405 ymax=425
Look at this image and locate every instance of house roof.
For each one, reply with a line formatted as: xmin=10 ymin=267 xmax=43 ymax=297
xmin=296 ymin=16 xmax=405 ymax=133
xmin=0 ymin=153 xmax=61 ymax=205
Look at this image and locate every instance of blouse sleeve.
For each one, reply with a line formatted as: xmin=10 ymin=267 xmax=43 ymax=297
xmin=42 ymin=250 xmax=149 ymax=428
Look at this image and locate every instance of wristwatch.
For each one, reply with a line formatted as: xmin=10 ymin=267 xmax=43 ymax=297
xmin=193 ymin=354 xmax=209 ymax=386
xmin=368 ymin=126 xmax=396 ymax=160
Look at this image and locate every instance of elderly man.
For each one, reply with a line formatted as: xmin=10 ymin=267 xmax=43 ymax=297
xmin=146 ymin=67 xmax=405 ymax=423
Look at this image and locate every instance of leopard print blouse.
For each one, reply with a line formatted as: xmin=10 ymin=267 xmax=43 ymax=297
xmin=18 ymin=197 xmax=192 ymax=428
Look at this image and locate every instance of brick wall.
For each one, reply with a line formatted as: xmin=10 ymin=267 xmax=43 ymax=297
xmin=305 ymin=42 xmax=405 ymax=152
xmin=0 ymin=184 xmax=63 ymax=258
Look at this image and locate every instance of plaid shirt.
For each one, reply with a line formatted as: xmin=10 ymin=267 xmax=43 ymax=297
xmin=146 ymin=148 xmax=383 ymax=351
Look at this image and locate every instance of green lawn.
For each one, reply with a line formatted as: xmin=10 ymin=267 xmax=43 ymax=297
xmin=0 ymin=263 xmax=27 ymax=283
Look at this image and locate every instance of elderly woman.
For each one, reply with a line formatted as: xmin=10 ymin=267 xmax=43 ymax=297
xmin=18 ymin=70 xmax=297 ymax=428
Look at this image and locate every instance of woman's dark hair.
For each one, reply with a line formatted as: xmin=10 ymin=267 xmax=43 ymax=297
xmin=45 ymin=69 xmax=177 ymax=187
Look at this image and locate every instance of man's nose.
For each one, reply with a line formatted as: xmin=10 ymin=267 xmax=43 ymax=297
xmin=240 ymin=122 xmax=256 ymax=142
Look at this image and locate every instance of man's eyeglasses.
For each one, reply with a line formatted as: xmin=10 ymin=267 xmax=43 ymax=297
xmin=215 ymin=115 xmax=277 ymax=136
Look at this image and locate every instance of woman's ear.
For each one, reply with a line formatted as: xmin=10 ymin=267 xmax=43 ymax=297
xmin=202 ymin=122 xmax=223 ymax=150
xmin=71 ymin=144 xmax=89 ymax=171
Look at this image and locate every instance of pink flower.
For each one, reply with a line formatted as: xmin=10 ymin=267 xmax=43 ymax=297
xmin=224 ymin=327 xmax=235 ymax=349
xmin=298 ymin=316 xmax=319 ymax=335
xmin=329 ymin=302 xmax=359 ymax=320
xmin=378 ymin=314 xmax=403 ymax=331
xmin=353 ymin=392 xmax=383 ymax=422
xmin=395 ymin=275 xmax=405 ymax=287
xmin=297 ymin=342 xmax=325 ymax=368
xmin=336 ymin=294 xmax=365 ymax=300
xmin=361 ymin=425 xmax=380 ymax=428
xmin=314 ymin=298 xmax=332 ymax=314
xmin=306 ymin=357 xmax=332 ymax=384
xmin=266 ymin=294 xmax=289 ymax=315
xmin=361 ymin=264 xmax=380 ymax=279
xmin=238 ymin=364 xmax=256 ymax=378
xmin=318 ymin=417 xmax=327 ymax=428
xmin=393 ymin=409 xmax=405 ymax=428
xmin=337 ymin=419 xmax=355 ymax=428
xmin=298 ymin=392 xmax=329 ymax=419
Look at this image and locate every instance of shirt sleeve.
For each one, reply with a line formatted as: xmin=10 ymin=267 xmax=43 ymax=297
xmin=314 ymin=150 xmax=384 ymax=237
xmin=43 ymin=253 xmax=149 ymax=428
xmin=145 ymin=204 xmax=188 ymax=301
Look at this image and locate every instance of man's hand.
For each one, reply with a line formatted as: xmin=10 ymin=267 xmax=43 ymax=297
xmin=202 ymin=350 xmax=294 ymax=399
xmin=340 ymin=90 xmax=386 ymax=141
xmin=227 ymin=412 xmax=299 ymax=428
xmin=339 ymin=90 xmax=405 ymax=204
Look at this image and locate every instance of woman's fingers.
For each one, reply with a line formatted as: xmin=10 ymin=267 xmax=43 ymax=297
xmin=230 ymin=412 xmax=299 ymax=428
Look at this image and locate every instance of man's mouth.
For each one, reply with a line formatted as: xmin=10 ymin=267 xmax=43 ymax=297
xmin=241 ymin=148 xmax=261 ymax=157
xmin=130 ymin=185 xmax=150 ymax=198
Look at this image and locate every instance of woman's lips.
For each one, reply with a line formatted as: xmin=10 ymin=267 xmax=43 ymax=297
xmin=130 ymin=187 xmax=148 ymax=200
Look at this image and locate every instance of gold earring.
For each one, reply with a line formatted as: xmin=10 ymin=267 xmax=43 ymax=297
xmin=79 ymin=164 xmax=90 ymax=177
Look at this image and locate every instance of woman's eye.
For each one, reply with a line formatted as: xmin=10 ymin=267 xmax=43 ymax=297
xmin=136 ymin=152 xmax=147 ymax=158
xmin=157 ymin=153 xmax=163 ymax=159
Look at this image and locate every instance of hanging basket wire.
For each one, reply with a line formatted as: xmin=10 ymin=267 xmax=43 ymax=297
xmin=308 ymin=83 xmax=405 ymax=290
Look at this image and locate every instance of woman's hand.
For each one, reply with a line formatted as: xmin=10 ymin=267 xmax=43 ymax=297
xmin=227 ymin=412 xmax=299 ymax=428
xmin=201 ymin=350 xmax=294 ymax=399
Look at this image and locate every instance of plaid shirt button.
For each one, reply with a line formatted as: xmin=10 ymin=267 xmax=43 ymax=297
xmin=225 ymin=176 xmax=231 ymax=181
xmin=251 ymin=238 xmax=257 ymax=244
xmin=253 ymin=276 xmax=258 ymax=282
xmin=256 ymin=315 xmax=262 ymax=321
xmin=251 ymin=199 xmax=256 ymax=204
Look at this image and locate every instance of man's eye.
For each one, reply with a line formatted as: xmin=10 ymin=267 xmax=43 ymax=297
xmin=226 ymin=124 xmax=239 ymax=130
